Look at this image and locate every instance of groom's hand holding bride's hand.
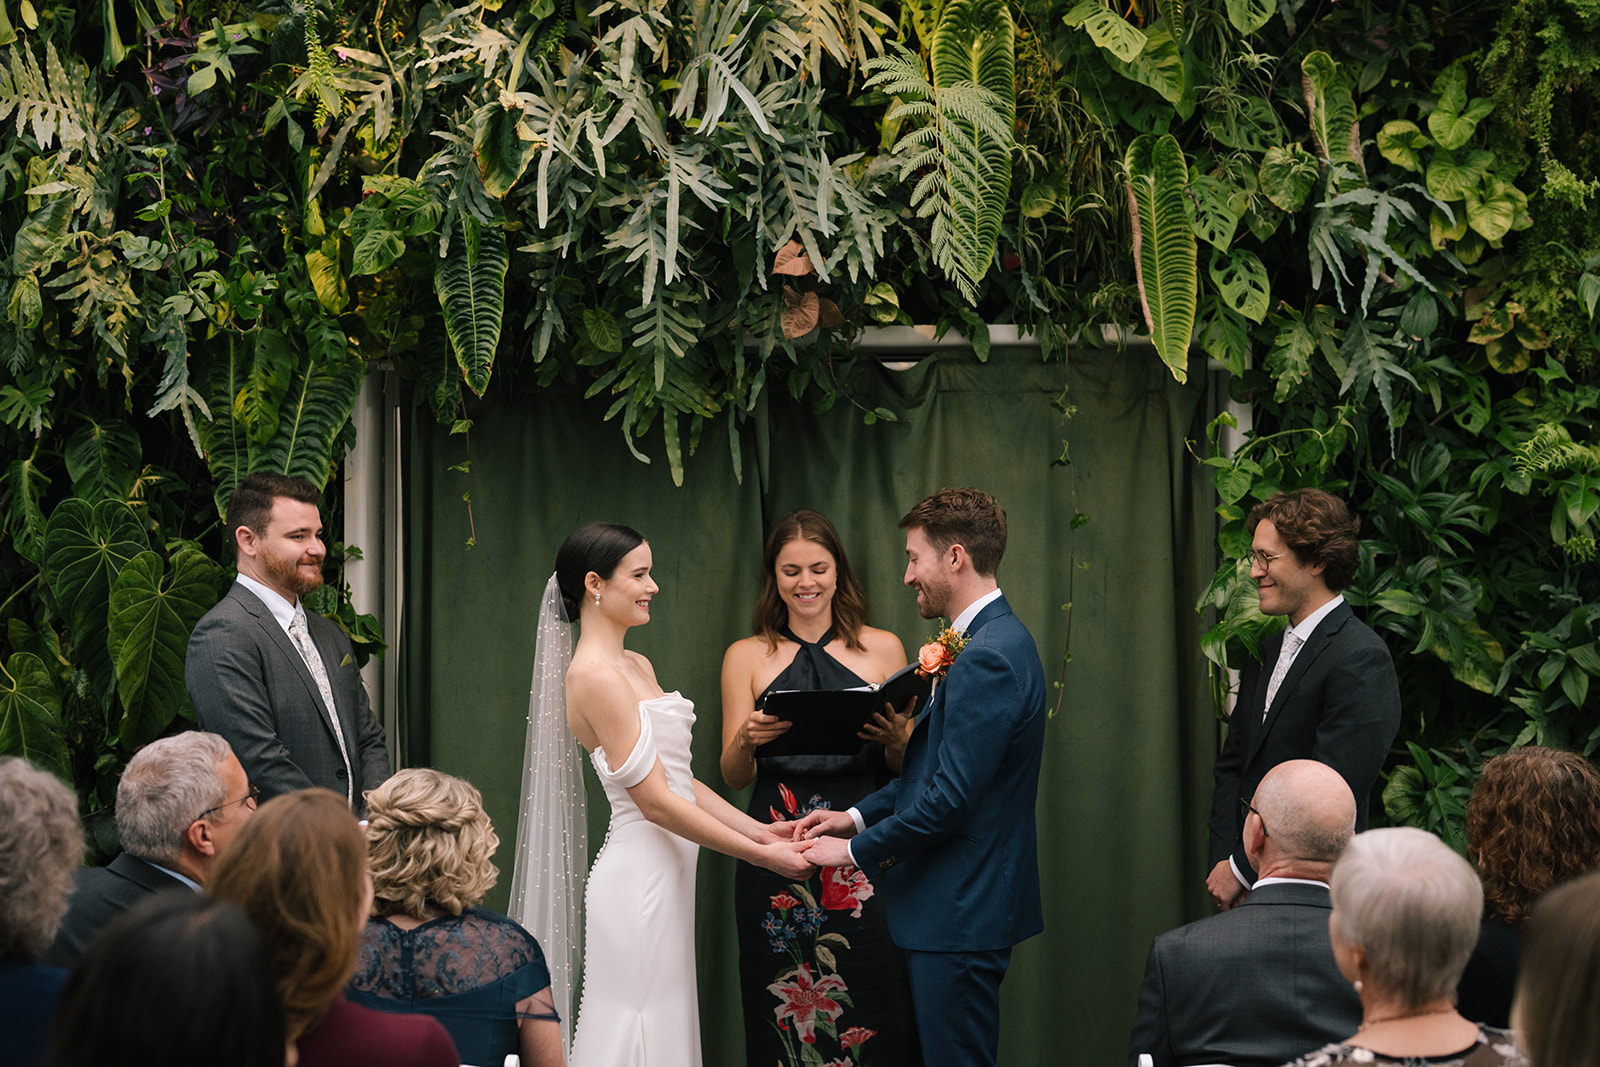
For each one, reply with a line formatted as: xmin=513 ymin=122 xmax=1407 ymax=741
xmin=791 ymin=809 xmax=857 ymax=869
xmin=759 ymin=838 xmax=818 ymax=880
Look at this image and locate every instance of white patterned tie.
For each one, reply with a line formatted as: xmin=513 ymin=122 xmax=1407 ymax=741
xmin=1261 ymin=630 xmax=1304 ymax=722
xmin=289 ymin=610 xmax=353 ymax=805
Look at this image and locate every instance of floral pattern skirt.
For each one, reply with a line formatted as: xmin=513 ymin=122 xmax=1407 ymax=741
xmin=734 ymin=771 xmax=921 ymax=1067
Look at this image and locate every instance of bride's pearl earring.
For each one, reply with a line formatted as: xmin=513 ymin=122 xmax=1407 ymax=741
xmin=594 ymin=592 xmax=601 ymax=605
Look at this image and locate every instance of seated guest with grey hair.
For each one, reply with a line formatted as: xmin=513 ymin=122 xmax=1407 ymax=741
xmin=43 ymin=731 xmax=257 ymax=968
xmin=0 ymin=757 xmax=87 ymax=1067
xmin=1128 ymin=760 xmax=1362 ymax=1067
xmin=1280 ymin=827 xmax=1527 ymax=1067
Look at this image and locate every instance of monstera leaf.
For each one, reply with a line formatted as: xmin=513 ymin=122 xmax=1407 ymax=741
xmin=0 ymin=652 xmax=67 ymax=776
xmin=1126 ymin=134 xmax=1198 ymax=382
xmin=64 ymin=416 xmax=141 ymax=503
xmin=1063 ymin=1 xmax=1145 ymax=64
xmin=107 ymin=548 xmax=222 ymax=745
xmin=436 ymin=216 xmax=509 ymax=396
xmin=41 ymin=499 xmax=149 ymax=708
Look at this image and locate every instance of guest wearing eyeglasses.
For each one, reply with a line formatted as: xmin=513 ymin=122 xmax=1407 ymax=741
xmin=1205 ymin=489 xmax=1401 ymax=910
xmin=44 ymin=731 xmax=258 ymax=968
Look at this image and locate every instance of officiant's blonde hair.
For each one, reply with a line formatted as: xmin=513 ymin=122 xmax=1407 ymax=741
xmin=754 ymin=509 xmax=869 ymax=653
xmin=365 ymin=768 xmax=499 ymax=918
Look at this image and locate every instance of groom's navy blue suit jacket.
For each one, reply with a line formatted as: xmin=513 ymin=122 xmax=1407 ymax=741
xmin=851 ymin=594 xmax=1047 ymax=952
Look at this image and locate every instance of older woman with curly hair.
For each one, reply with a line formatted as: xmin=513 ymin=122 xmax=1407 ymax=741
xmin=1458 ymin=746 xmax=1600 ymax=1027
xmin=347 ymin=768 xmax=563 ymax=1067
xmin=209 ymin=788 xmax=457 ymax=1067
xmin=0 ymin=758 xmax=85 ymax=1067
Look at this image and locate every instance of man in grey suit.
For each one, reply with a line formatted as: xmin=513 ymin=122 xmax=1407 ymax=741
xmin=1207 ymin=489 xmax=1401 ymax=910
xmin=1129 ymin=760 xmax=1363 ymax=1067
xmin=186 ymin=472 xmax=388 ymax=811
xmin=44 ymin=732 xmax=255 ymax=967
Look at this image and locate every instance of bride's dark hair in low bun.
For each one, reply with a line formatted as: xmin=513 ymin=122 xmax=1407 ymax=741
xmin=555 ymin=522 xmax=646 ymax=620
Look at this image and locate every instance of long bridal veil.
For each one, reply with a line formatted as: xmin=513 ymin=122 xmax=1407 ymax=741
xmin=509 ymin=573 xmax=588 ymax=1056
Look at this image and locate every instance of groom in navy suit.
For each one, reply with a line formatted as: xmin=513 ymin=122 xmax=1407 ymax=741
xmin=800 ymin=487 xmax=1047 ymax=1067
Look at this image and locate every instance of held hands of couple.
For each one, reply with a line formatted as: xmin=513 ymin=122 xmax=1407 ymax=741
xmin=788 ymin=808 xmax=856 ymax=868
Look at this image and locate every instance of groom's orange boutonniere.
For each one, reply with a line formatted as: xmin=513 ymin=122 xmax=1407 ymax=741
xmin=915 ymin=626 xmax=968 ymax=680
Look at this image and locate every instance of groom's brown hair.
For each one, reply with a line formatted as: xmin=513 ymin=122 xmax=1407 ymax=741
xmin=900 ymin=488 xmax=1007 ymax=577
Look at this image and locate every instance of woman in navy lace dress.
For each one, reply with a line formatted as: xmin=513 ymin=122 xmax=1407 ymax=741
xmin=720 ymin=510 xmax=921 ymax=1066
xmin=348 ymin=769 xmax=564 ymax=1067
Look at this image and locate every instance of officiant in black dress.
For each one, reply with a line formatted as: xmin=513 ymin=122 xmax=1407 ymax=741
xmin=721 ymin=509 xmax=923 ymax=1066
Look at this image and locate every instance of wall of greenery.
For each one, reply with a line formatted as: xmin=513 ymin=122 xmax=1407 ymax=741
xmin=0 ymin=0 xmax=1596 ymax=863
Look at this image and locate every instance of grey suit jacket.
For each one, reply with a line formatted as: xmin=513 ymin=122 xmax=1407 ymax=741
xmin=1128 ymin=882 xmax=1362 ymax=1067
xmin=41 ymin=852 xmax=190 ymax=968
xmin=1208 ymin=601 xmax=1401 ymax=880
xmin=186 ymin=582 xmax=389 ymax=808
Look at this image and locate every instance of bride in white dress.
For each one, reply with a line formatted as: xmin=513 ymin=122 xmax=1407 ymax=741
xmin=511 ymin=522 xmax=815 ymax=1067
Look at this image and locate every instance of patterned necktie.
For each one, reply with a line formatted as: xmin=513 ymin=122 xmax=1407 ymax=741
xmin=1261 ymin=630 xmax=1305 ymax=722
xmin=288 ymin=611 xmax=353 ymax=805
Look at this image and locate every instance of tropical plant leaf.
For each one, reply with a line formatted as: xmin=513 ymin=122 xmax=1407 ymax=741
xmin=41 ymin=498 xmax=148 ymax=707
xmin=1062 ymin=1 xmax=1145 ymax=65
xmin=1425 ymin=148 xmax=1493 ymax=202
xmin=1301 ymin=51 xmax=1359 ymax=168
xmin=252 ymin=351 xmax=364 ymax=490
xmin=233 ymin=328 xmax=294 ymax=445
xmin=435 ymin=216 xmax=508 ymax=397
xmin=107 ymin=548 xmax=222 ymax=745
xmin=64 ymin=416 xmax=141 ymax=502
xmin=1209 ymin=248 xmax=1270 ymax=322
xmin=0 ymin=651 xmax=67 ymax=776
xmin=1111 ymin=25 xmax=1184 ymax=108
xmin=1427 ymin=65 xmax=1494 ymax=151
xmin=1186 ymin=173 xmax=1241 ymax=249
xmin=1125 ymin=133 xmax=1197 ymax=381
xmin=12 ymin=192 xmax=71 ymax=274
xmin=198 ymin=335 xmax=254 ymax=518
xmin=1376 ymin=120 xmax=1430 ymax=172
xmin=1464 ymin=177 xmax=1527 ymax=241
xmin=474 ymin=92 xmax=542 ymax=197
xmin=1225 ymin=0 xmax=1272 ymax=35
xmin=5 ymin=456 xmax=50 ymax=562
xmin=1259 ymin=144 xmax=1320 ymax=211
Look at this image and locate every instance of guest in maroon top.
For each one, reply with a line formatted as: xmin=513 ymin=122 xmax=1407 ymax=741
xmin=210 ymin=789 xmax=457 ymax=1067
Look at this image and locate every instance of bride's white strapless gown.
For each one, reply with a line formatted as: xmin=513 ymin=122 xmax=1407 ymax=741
xmin=570 ymin=692 xmax=702 ymax=1067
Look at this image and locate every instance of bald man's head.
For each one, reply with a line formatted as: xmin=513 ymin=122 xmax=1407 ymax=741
xmin=1250 ymin=760 xmax=1356 ymax=874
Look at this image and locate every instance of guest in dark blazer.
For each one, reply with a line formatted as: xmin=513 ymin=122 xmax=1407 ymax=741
xmin=1207 ymin=489 xmax=1401 ymax=910
xmin=1458 ymin=746 xmax=1600 ymax=1027
xmin=209 ymin=789 xmax=458 ymax=1067
xmin=1129 ymin=760 xmax=1363 ymax=1067
xmin=185 ymin=472 xmax=389 ymax=812
xmin=44 ymin=731 xmax=255 ymax=968
xmin=0 ymin=757 xmax=86 ymax=1067
xmin=799 ymin=488 xmax=1047 ymax=1067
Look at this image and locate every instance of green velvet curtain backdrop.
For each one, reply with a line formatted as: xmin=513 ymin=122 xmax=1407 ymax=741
xmin=402 ymin=343 xmax=1217 ymax=1065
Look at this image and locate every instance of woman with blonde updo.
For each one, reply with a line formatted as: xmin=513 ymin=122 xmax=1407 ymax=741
xmin=347 ymin=768 xmax=563 ymax=1067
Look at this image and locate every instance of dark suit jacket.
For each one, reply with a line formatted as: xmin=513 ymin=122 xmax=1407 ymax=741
xmin=186 ymin=583 xmax=389 ymax=808
xmin=851 ymin=594 xmax=1047 ymax=952
xmin=41 ymin=852 xmax=191 ymax=968
xmin=1208 ymin=601 xmax=1400 ymax=880
xmin=1128 ymin=881 xmax=1363 ymax=1067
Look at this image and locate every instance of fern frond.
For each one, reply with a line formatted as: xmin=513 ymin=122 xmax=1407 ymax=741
xmin=1515 ymin=424 xmax=1600 ymax=476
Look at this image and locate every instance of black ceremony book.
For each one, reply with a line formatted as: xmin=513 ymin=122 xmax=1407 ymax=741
xmin=755 ymin=663 xmax=933 ymax=758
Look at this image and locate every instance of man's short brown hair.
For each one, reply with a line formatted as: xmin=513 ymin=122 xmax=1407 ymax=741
xmin=1248 ymin=489 xmax=1360 ymax=591
xmin=224 ymin=473 xmax=321 ymax=561
xmin=899 ymin=487 xmax=1008 ymax=577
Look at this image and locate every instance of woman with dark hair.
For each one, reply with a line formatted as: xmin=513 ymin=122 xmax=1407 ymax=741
xmin=513 ymin=521 xmax=814 ymax=1067
xmin=209 ymin=789 xmax=458 ymax=1067
xmin=1458 ymin=746 xmax=1600 ymax=1026
xmin=1513 ymin=868 xmax=1600 ymax=1067
xmin=43 ymin=894 xmax=287 ymax=1067
xmin=720 ymin=508 xmax=919 ymax=1066
xmin=350 ymin=768 xmax=563 ymax=1067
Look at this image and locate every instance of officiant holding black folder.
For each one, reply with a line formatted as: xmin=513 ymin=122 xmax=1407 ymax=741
xmin=720 ymin=509 xmax=924 ymax=1067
